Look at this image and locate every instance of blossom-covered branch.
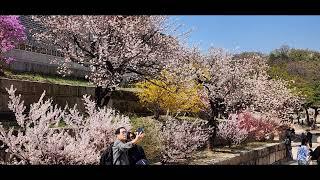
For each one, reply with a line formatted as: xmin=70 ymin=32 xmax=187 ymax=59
xmin=30 ymin=16 xmax=186 ymax=107
xmin=0 ymin=85 xmax=130 ymax=165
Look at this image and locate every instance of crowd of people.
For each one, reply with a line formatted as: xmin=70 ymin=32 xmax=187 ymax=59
xmin=100 ymin=125 xmax=319 ymax=165
xmin=285 ymin=127 xmax=320 ymax=165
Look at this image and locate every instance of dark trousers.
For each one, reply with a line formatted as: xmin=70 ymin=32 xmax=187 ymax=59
xmin=286 ymin=146 xmax=293 ymax=160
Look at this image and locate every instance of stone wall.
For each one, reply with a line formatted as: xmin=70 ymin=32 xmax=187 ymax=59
xmin=0 ymin=78 xmax=150 ymax=121
xmin=0 ymin=77 xmax=94 ymax=114
xmin=108 ymin=90 xmax=152 ymax=115
xmin=212 ymin=143 xmax=287 ymax=165
xmin=4 ymin=49 xmax=90 ymax=78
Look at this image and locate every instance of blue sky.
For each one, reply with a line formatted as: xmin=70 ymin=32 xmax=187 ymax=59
xmin=170 ymin=15 xmax=320 ymax=54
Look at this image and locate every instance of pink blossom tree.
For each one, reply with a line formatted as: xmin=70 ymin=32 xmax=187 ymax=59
xmin=0 ymin=16 xmax=26 ymax=75
xmin=171 ymin=48 xmax=300 ymax=148
xmin=30 ymin=16 xmax=184 ymax=107
xmin=217 ymin=111 xmax=279 ymax=146
xmin=237 ymin=111 xmax=278 ymax=141
xmin=217 ymin=114 xmax=248 ymax=147
xmin=159 ymin=116 xmax=213 ymax=164
xmin=0 ymin=85 xmax=130 ymax=165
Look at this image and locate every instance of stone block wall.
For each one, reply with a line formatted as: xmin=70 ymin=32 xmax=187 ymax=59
xmin=212 ymin=143 xmax=287 ymax=165
xmin=0 ymin=78 xmax=94 ymax=114
xmin=0 ymin=78 xmax=150 ymax=120
xmin=4 ymin=49 xmax=90 ymax=78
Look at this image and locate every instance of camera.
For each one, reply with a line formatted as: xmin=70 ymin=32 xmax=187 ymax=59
xmin=137 ymin=127 xmax=144 ymax=133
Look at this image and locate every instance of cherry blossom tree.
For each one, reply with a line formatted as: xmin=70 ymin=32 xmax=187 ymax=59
xmin=217 ymin=114 xmax=248 ymax=147
xmin=170 ymin=47 xmax=300 ymax=148
xmin=159 ymin=116 xmax=213 ymax=164
xmin=0 ymin=16 xmax=26 ymax=76
xmin=217 ymin=111 xmax=280 ymax=147
xmin=237 ymin=111 xmax=278 ymax=141
xmin=0 ymin=85 xmax=130 ymax=165
xmin=30 ymin=16 xmax=184 ymax=107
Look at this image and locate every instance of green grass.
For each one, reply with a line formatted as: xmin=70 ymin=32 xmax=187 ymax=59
xmin=3 ymin=70 xmax=93 ymax=87
xmin=117 ymin=87 xmax=142 ymax=92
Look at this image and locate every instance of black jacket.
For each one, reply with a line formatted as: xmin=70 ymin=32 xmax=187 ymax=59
xmin=306 ymin=132 xmax=312 ymax=141
xmin=128 ymin=145 xmax=147 ymax=165
xmin=311 ymin=146 xmax=320 ymax=160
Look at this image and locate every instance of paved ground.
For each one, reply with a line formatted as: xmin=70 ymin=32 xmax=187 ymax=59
xmin=282 ymin=125 xmax=320 ymax=165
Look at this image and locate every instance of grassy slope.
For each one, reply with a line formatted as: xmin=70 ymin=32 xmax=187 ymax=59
xmin=3 ymin=70 xmax=93 ymax=87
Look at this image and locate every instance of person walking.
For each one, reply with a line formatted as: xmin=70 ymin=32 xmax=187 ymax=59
xmin=284 ymin=127 xmax=294 ymax=160
xmin=306 ymin=128 xmax=313 ymax=148
xmin=297 ymin=138 xmax=310 ymax=165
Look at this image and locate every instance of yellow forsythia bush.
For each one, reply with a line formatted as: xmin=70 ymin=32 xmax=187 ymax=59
xmin=135 ymin=71 xmax=207 ymax=117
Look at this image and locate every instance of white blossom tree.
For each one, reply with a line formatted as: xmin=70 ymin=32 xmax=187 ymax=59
xmin=217 ymin=114 xmax=248 ymax=147
xmin=159 ymin=116 xmax=213 ymax=164
xmin=0 ymin=85 xmax=130 ymax=165
xmin=169 ymin=48 xmax=300 ymax=148
xmin=30 ymin=16 xmax=185 ymax=107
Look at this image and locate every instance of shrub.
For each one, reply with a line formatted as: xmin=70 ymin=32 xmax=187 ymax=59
xmin=238 ymin=111 xmax=278 ymax=141
xmin=159 ymin=116 xmax=213 ymax=163
xmin=217 ymin=114 xmax=248 ymax=147
xmin=0 ymin=85 xmax=130 ymax=165
xmin=135 ymin=70 xmax=207 ymax=119
xmin=217 ymin=111 xmax=279 ymax=147
xmin=0 ymin=16 xmax=26 ymax=75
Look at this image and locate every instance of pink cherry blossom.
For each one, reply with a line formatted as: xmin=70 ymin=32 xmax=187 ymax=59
xmin=0 ymin=16 xmax=26 ymax=63
xmin=0 ymin=85 xmax=130 ymax=165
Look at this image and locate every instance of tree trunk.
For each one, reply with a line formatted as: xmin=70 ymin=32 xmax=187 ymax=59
xmin=207 ymin=116 xmax=217 ymax=150
xmin=207 ymin=99 xmax=220 ymax=150
xmin=0 ymin=69 xmax=4 ymax=76
xmin=154 ymin=105 xmax=161 ymax=120
xmin=0 ymin=64 xmax=5 ymax=76
xmin=305 ymin=106 xmax=311 ymax=126
xmin=313 ymin=107 xmax=318 ymax=129
xmin=94 ymin=86 xmax=112 ymax=108
xmin=296 ymin=110 xmax=300 ymax=125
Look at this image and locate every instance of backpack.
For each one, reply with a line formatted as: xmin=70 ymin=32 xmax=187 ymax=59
xmin=100 ymin=143 xmax=114 ymax=165
xmin=100 ymin=142 xmax=123 ymax=165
